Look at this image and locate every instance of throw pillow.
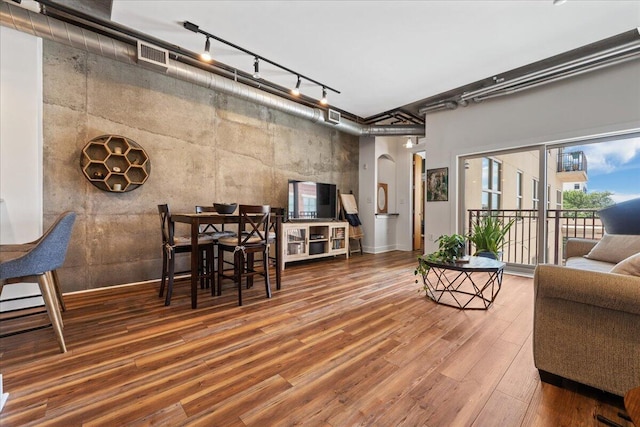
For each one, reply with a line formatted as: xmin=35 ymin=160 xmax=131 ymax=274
xmin=584 ymin=234 xmax=640 ymax=264
xmin=610 ymin=252 xmax=640 ymax=277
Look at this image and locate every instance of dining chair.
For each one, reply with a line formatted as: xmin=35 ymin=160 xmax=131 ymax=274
xmin=0 ymin=211 xmax=76 ymax=353
xmin=195 ymin=205 xmax=236 ymax=289
xmin=0 ymin=212 xmax=72 ymax=312
xmin=217 ymin=204 xmax=271 ymax=306
xmin=157 ymin=204 xmax=215 ymax=306
xmin=269 ymin=207 xmax=284 ymax=290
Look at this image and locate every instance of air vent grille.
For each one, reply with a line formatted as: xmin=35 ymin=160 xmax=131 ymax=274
xmin=327 ymin=109 xmax=341 ymax=124
xmin=136 ymin=41 xmax=169 ymax=71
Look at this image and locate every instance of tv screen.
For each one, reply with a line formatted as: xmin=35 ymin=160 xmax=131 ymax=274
xmin=287 ymin=180 xmax=337 ymax=221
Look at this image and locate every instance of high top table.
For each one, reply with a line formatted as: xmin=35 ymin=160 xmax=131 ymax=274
xmin=418 ymin=255 xmax=505 ymax=310
xmin=171 ymin=212 xmax=282 ymax=309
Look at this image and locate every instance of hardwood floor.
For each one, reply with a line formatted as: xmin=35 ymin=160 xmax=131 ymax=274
xmin=0 ymin=251 xmax=630 ymax=426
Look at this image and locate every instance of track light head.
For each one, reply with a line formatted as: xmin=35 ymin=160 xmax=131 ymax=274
xmin=253 ymin=57 xmax=260 ymax=79
xmin=292 ymin=76 xmax=301 ymax=96
xmin=320 ymin=87 xmax=328 ymax=105
xmin=201 ymin=37 xmax=212 ymax=62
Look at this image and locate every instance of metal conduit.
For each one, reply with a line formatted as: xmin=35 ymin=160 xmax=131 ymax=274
xmin=417 ymin=27 xmax=640 ymax=115
xmin=0 ymin=2 xmax=424 ymax=137
xmin=461 ymin=29 xmax=640 ymax=101
xmin=474 ymin=51 xmax=640 ymax=102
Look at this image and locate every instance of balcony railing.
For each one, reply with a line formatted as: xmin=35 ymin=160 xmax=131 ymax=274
xmin=557 ymin=151 xmax=587 ymax=173
xmin=467 ymin=209 xmax=602 ymax=267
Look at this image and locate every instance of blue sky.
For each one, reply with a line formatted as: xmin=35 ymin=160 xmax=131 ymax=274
xmin=571 ymin=137 xmax=640 ymax=203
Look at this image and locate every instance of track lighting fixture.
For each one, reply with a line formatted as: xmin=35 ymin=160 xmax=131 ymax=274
xmin=253 ymin=57 xmax=260 ymax=79
xmin=320 ymin=87 xmax=328 ymax=105
xmin=201 ymin=37 xmax=211 ymax=62
xmin=292 ymin=76 xmax=301 ymax=96
xmin=183 ymin=21 xmax=340 ymax=105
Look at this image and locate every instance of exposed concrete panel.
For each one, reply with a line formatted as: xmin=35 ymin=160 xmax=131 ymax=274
xmin=42 ymin=39 xmax=359 ymax=291
xmin=87 ymin=54 xmax=216 ymax=145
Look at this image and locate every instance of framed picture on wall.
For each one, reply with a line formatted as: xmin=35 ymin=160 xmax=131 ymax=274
xmin=426 ymin=167 xmax=448 ymax=202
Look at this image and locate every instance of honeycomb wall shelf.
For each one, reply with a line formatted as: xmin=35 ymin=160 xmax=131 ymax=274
xmin=80 ymin=135 xmax=151 ymax=193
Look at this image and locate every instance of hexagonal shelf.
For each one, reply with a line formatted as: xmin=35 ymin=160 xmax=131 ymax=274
xmin=80 ymin=135 xmax=151 ymax=193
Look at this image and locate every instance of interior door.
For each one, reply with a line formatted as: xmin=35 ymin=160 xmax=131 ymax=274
xmin=413 ymin=153 xmax=424 ymax=251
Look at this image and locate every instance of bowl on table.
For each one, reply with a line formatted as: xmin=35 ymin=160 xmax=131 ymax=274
xmin=213 ymin=203 xmax=237 ymax=215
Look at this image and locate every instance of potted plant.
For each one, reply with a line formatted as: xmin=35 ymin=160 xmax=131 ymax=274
xmin=415 ymin=233 xmax=467 ymax=283
xmin=467 ymin=215 xmax=515 ymax=260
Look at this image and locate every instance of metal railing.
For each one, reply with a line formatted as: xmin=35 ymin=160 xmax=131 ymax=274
xmin=557 ymin=151 xmax=587 ymax=173
xmin=547 ymin=209 xmax=602 ymax=264
xmin=467 ymin=209 xmax=602 ymax=267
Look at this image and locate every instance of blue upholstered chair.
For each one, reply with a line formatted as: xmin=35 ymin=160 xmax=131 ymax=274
xmin=0 ymin=211 xmax=76 ymax=353
xmin=0 ymin=212 xmax=72 ymax=311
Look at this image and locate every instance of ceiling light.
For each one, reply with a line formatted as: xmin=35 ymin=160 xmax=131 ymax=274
xmin=201 ymin=37 xmax=211 ymax=62
xmin=320 ymin=87 xmax=328 ymax=105
xmin=253 ymin=57 xmax=260 ymax=79
xmin=292 ymin=76 xmax=301 ymax=96
xmin=405 ymin=137 xmax=414 ymax=148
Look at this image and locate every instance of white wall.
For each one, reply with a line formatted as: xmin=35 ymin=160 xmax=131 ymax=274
xmin=358 ymin=136 xmax=376 ymax=252
xmin=0 ymin=26 xmax=43 ymax=243
xmin=0 ymin=26 xmax=44 ymax=307
xmin=359 ymin=136 xmax=416 ymax=253
xmin=358 ymin=135 xmax=426 ymax=253
xmin=423 ymin=60 xmax=640 ymax=253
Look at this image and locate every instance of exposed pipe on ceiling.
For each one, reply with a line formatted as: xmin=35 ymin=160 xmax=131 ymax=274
xmin=418 ymin=27 xmax=640 ymax=115
xmin=473 ymin=50 xmax=640 ymax=102
xmin=462 ymin=32 xmax=640 ymax=102
xmin=0 ymin=1 xmax=424 ymax=137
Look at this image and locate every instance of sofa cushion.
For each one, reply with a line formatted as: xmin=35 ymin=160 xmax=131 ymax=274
xmin=610 ymin=252 xmax=640 ymax=277
xmin=584 ymin=234 xmax=640 ymax=264
xmin=566 ymin=256 xmax=614 ymax=273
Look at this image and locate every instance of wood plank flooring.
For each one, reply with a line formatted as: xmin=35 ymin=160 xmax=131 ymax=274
xmin=0 ymin=251 xmax=630 ymax=426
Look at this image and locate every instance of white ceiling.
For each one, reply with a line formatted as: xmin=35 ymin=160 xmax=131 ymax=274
xmin=110 ymin=1 xmax=640 ymax=119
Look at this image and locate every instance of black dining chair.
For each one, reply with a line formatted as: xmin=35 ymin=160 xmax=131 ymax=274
xmin=268 ymin=207 xmax=284 ymax=290
xmin=216 ymin=205 xmax=271 ymax=306
xmin=195 ymin=205 xmax=236 ymax=289
xmin=0 ymin=211 xmax=76 ymax=353
xmin=157 ymin=204 xmax=215 ymax=306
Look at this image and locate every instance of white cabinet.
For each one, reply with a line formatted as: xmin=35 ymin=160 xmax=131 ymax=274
xmin=281 ymin=221 xmax=349 ymax=268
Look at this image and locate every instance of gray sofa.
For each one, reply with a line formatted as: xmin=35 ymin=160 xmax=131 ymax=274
xmin=533 ymin=237 xmax=640 ymax=397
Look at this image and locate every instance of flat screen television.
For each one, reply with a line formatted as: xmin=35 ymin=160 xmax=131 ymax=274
xmin=287 ymin=180 xmax=337 ymax=221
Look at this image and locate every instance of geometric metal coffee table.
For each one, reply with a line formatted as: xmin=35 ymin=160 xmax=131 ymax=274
xmin=419 ymin=256 xmax=505 ymax=310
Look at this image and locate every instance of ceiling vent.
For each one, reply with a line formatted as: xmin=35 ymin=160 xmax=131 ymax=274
xmin=136 ymin=41 xmax=169 ymax=71
xmin=327 ymin=109 xmax=341 ymax=124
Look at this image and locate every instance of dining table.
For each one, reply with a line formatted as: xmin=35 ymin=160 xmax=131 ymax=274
xmin=171 ymin=211 xmax=282 ymax=309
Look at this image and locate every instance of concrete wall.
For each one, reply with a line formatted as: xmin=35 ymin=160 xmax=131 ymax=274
xmin=43 ymin=39 xmax=359 ymax=292
xmin=423 ymin=60 xmax=640 ymax=254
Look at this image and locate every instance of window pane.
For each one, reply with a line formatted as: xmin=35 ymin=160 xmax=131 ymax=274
xmin=491 ymin=193 xmax=499 ymax=210
xmin=482 ymin=158 xmax=489 ymax=190
xmin=482 ymin=191 xmax=489 ymax=209
xmin=492 ymin=160 xmax=500 ymax=191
